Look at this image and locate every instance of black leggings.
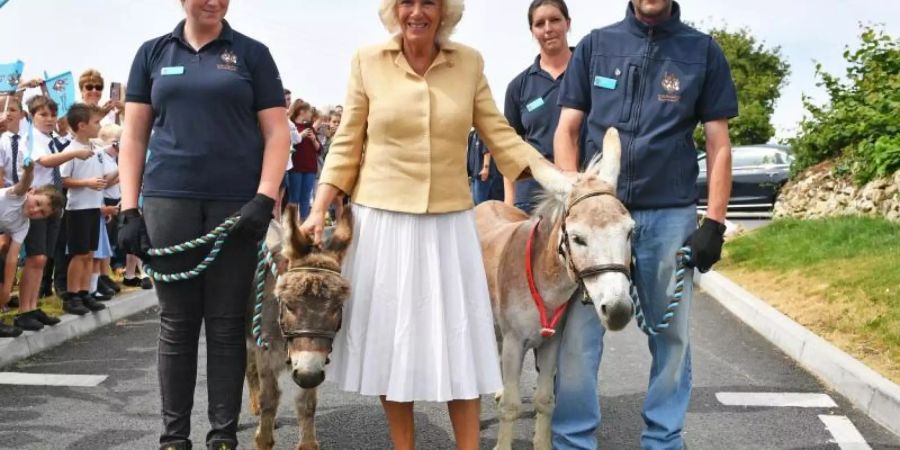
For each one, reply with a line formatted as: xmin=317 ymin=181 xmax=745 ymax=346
xmin=143 ymin=197 xmax=258 ymax=447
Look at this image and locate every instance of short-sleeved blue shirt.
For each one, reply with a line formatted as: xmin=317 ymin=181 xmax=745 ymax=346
xmin=126 ymin=20 xmax=285 ymax=202
xmin=558 ymin=1 xmax=738 ymax=209
xmin=504 ymin=52 xmax=586 ymax=212
xmin=466 ymin=130 xmax=503 ymax=202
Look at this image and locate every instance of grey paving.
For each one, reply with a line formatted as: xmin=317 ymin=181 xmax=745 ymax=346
xmin=1 ymin=293 xmax=898 ymax=449
xmin=731 ymin=218 xmax=770 ymax=232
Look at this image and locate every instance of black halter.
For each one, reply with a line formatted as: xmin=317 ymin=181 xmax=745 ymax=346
xmin=557 ymin=191 xmax=632 ymax=304
xmin=277 ymin=266 xmax=344 ymax=344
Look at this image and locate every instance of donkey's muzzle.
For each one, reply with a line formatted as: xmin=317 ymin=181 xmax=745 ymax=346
xmin=601 ymin=301 xmax=633 ymax=331
xmin=292 ymin=369 xmax=325 ymax=389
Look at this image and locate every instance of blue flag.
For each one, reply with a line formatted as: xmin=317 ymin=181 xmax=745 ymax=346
xmin=0 ymin=60 xmax=24 ymax=93
xmin=44 ymin=71 xmax=76 ymax=117
xmin=0 ymin=1 xmax=11 ymax=9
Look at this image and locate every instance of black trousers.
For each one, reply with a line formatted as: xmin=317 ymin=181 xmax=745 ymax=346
xmin=143 ymin=197 xmax=258 ymax=447
xmin=44 ymin=213 xmax=68 ymax=295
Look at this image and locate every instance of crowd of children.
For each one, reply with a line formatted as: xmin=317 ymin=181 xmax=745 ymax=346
xmin=0 ymin=70 xmax=153 ymax=338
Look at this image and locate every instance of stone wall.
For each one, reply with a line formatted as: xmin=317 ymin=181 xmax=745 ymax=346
xmin=774 ymin=163 xmax=900 ymax=221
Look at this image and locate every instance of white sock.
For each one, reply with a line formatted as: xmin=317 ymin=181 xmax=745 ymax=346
xmin=90 ymin=274 xmax=99 ymax=293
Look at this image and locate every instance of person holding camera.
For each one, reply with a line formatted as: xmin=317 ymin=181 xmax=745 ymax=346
xmin=286 ymin=98 xmax=321 ymax=219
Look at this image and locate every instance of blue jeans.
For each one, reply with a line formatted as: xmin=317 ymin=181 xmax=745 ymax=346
xmin=472 ymin=178 xmax=491 ymax=205
xmin=552 ymin=206 xmax=697 ymax=450
xmin=287 ymin=172 xmax=317 ymax=219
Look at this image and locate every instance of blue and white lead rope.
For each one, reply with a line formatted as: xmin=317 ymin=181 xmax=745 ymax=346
xmin=631 ymin=246 xmax=692 ymax=336
xmin=251 ymin=242 xmax=278 ymax=349
xmin=143 ymin=217 xmax=240 ymax=283
xmin=144 ymin=216 xmax=277 ymax=349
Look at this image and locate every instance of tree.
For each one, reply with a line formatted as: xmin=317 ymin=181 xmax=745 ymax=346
xmin=693 ymin=26 xmax=790 ymax=149
xmin=789 ymin=25 xmax=900 ymax=184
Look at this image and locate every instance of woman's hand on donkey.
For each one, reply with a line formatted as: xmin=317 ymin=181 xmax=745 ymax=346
xmin=299 ymin=211 xmax=326 ymax=247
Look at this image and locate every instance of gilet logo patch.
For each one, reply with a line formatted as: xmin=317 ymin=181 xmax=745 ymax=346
xmin=658 ymin=72 xmax=681 ymax=103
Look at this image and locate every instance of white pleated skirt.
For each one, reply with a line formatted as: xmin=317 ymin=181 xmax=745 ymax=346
xmin=325 ymin=203 xmax=502 ymax=402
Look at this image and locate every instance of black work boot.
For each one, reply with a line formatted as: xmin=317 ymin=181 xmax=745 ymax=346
xmin=31 ymin=308 xmax=61 ymax=326
xmin=13 ymin=312 xmax=44 ymax=331
xmin=62 ymin=292 xmax=90 ymax=316
xmin=207 ymin=440 xmax=235 ymax=450
xmin=159 ymin=441 xmax=192 ymax=450
xmin=79 ymin=291 xmax=106 ymax=312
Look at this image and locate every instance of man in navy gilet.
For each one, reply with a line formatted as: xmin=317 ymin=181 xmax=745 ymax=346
xmin=551 ymin=1 xmax=738 ymax=448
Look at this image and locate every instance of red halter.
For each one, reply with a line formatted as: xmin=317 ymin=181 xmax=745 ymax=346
xmin=525 ymin=218 xmax=570 ymax=338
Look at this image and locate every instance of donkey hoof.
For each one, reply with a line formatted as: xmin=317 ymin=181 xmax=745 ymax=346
xmin=254 ymin=433 xmax=274 ymax=450
xmin=296 ymin=442 xmax=319 ymax=450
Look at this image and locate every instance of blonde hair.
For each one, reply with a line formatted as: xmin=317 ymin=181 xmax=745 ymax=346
xmin=97 ymin=123 xmax=123 ymax=145
xmin=79 ymin=69 xmax=104 ymax=90
xmin=379 ymin=0 xmax=464 ymax=45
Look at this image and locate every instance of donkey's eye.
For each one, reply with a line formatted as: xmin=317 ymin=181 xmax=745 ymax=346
xmin=572 ymin=235 xmax=587 ymax=247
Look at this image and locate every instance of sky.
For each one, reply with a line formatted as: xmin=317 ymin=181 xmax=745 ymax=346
xmin=1 ymin=0 xmax=898 ymax=142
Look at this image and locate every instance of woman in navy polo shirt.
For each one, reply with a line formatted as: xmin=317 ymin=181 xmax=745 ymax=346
xmin=504 ymin=0 xmax=574 ymax=213
xmin=117 ymin=1 xmax=290 ymax=449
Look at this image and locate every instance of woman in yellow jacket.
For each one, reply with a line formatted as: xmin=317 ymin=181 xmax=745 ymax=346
xmin=301 ymin=1 xmax=544 ymax=448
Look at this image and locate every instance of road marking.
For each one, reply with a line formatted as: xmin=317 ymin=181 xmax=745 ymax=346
xmin=0 ymin=372 xmax=107 ymax=387
xmin=716 ymin=392 xmax=838 ymax=408
xmin=819 ymin=415 xmax=872 ymax=450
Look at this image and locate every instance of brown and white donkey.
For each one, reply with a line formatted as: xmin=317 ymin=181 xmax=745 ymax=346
xmin=245 ymin=204 xmax=352 ymax=450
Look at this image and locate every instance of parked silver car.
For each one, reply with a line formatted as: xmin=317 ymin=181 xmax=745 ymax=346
xmin=696 ymin=145 xmax=794 ymax=211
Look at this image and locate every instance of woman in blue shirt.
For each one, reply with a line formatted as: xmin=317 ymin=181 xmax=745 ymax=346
xmin=503 ymin=0 xmax=574 ymax=213
xmin=117 ymin=1 xmax=290 ymax=449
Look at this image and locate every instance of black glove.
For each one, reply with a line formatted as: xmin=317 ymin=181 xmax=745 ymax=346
xmin=231 ymin=194 xmax=275 ymax=243
xmin=118 ymin=208 xmax=152 ymax=260
xmin=685 ymin=218 xmax=726 ymax=273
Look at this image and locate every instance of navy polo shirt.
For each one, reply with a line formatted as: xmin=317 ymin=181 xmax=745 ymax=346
xmin=505 ymin=51 xmax=587 ymax=212
xmin=558 ymin=1 xmax=738 ymax=209
xmin=126 ymin=20 xmax=285 ymax=202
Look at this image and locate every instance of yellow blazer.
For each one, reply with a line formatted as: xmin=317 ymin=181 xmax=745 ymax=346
xmin=319 ymin=35 xmax=542 ymax=214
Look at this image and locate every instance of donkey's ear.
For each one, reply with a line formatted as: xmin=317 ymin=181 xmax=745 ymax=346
xmin=326 ymin=206 xmax=353 ymax=262
xmin=530 ymin=157 xmax=573 ymax=202
xmin=282 ymin=204 xmax=313 ymax=261
xmin=593 ymin=128 xmax=622 ymax=193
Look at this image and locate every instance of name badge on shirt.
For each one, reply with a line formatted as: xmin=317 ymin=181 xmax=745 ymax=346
xmin=594 ymin=76 xmax=617 ymax=90
xmin=161 ymin=66 xmax=185 ymax=76
xmin=526 ymin=97 xmax=545 ymax=112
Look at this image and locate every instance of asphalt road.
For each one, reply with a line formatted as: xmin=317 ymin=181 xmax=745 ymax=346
xmin=1 ymin=292 xmax=898 ymax=450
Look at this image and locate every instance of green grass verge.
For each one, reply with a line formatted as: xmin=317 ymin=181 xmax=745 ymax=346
xmin=719 ymin=216 xmax=900 ymax=364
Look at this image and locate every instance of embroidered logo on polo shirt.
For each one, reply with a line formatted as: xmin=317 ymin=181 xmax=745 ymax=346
xmin=658 ymin=72 xmax=681 ymax=103
xmin=217 ymin=49 xmax=239 ymax=72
